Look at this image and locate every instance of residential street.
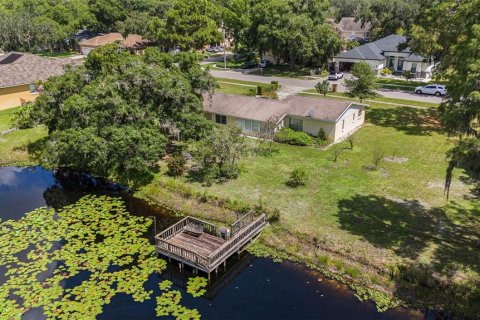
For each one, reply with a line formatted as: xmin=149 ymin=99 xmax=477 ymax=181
xmin=210 ymin=69 xmax=444 ymax=103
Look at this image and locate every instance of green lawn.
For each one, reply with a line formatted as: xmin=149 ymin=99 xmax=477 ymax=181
xmin=0 ymin=107 xmax=47 ymax=166
xmin=35 ymin=51 xmax=77 ymax=58
xmin=249 ymin=64 xmax=315 ymax=79
xmin=216 ymin=82 xmax=257 ymax=95
xmin=141 ymin=102 xmax=479 ymax=316
xmin=0 ymin=107 xmax=17 ymax=131
xmin=215 ymin=77 xmax=279 ymax=96
xmin=302 ymin=90 xmax=440 ymax=108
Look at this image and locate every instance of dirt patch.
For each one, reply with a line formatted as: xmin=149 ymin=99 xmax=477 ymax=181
xmin=384 ymin=156 xmax=409 ymax=163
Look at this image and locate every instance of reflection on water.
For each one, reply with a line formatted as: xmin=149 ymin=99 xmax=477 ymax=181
xmin=0 ymin=166 xmax=56 ymax=220
xmin=0 ymin=167 xmax=426 ymax=320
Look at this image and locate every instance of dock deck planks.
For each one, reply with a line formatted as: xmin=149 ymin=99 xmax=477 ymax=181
xmin=167 ymin=231 xmax=225 ymax=258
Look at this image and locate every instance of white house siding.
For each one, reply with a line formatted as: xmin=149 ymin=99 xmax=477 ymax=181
xmin=333 ymin=105 xmax=365 ymax=141
xmin=205 ymin=107 xmax=365 ymax=143
xmin=283 ymin=116 xmax=335 ymax=139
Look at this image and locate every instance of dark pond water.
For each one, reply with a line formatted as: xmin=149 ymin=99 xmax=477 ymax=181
xmin=0 ymin=166 xmax=429 ymax=320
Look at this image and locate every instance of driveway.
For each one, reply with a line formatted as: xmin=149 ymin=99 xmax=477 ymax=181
xmin=210 ymin=69 xmax=444 ymax=104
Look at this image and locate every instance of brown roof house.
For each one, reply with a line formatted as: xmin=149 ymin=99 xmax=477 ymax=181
xmin=204 ymin=93 xmax=366 ymax=142
xmin=0 ymin=52 xmax=74 ymax=110
xmin=79 ymin=33 xmax=148 ymax=55
xmin=337 ymin=17 xmax=371 ymax=40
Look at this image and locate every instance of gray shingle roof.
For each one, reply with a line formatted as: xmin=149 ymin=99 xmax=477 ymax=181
xmin=204 ymin=93 xmax=355 ymax=123
xmin=0 ymin=52 xmax=75 ymax=88
xmin=336 ymin=34 xmax=426 ymax=61
xmin=338 ymin=17 xmax=371 ymax=33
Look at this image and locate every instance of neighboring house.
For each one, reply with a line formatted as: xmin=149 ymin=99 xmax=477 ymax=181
xmin=0 ymin=52 xmax=74 ymax=110
xmin=337 ymin=17 xmax=371 ymax=40
xmin=203 ymin=93 xmax=366 ymax=142
xmin=334 ymin=34 xmax=434 ymax=79
xmin=79 ymin=33 xmax=148 ymax=55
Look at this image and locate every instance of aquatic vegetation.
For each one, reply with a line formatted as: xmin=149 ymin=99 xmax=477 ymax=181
xmin=156 ymin=287 xmax=201 ymax=319
xmin=0 ymin=195 xmax=166 ymax=319
xmin=187 ymin=277 xmax=208 ymax=298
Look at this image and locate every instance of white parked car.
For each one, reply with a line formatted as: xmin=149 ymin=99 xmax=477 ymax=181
xmin=328 ymin=71 xmax=343 ymax=81
xmin=415 ymin=84 xmax=447 ymax=96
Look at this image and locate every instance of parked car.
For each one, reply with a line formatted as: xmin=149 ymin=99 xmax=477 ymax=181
xmin=415 ymin=84 xmax=447 ymax=96
xmin=328 ymin=71 xmax=344 ymax=81
xmin=259 ymin=60 xmax=273 ymax=68
xmin=241 ymin=61 xmax=257 ymax=69
xmin=206 ymin=46 xmax=224 ymax=53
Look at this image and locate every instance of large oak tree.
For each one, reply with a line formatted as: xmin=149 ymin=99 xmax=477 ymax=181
xmin=19 ymin=45 xmax=215 ymax=187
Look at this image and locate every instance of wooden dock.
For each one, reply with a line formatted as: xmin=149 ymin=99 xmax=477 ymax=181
xmin=155 ymin=213 xmax=266 ymax=275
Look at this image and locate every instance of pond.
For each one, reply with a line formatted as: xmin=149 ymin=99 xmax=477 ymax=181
xmin=0 ymin=166 xmax=428 ymax=320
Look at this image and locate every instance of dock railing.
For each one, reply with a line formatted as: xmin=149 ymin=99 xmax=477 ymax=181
xmin=207 ymin=214 xmax=266 ymax=270
xmin=155 ymin=214 xmax=266 ymax=272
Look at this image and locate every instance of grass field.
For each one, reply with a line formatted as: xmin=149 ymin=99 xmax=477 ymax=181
xmin=0 ymin=107 xmax=47 ymax=166
xmin=302 ymin=90 xmax=440 ymax=108
xmin=215 ymin=77 xmax=278 ymax=96
xmin=1 ymin=98 xmax=478 ymax=316
xmin=141 ymin=101 xmax=479 ymax=316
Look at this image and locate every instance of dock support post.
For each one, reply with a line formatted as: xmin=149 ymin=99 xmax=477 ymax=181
xmin=208 ymin=273 xmax=211 ymax=282
xmin=223 ymin=260 xmax=227 ymax=270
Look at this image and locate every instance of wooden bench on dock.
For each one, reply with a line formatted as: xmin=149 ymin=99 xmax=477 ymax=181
xmin=155 ymin=213 xmax=266 ymax=276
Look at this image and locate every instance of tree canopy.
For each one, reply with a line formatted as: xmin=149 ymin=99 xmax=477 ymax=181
xmin=147 ymin=0 xmax=222 ymax=50
xmin=407 ymin=0 xmax=480 ymax=193
xmin=356 ymin=0 xmax=422 ymax=40
xmin=18 ymin=45 xmax=214 ymax=187
xmin=345 ymin=62 xmax=378 ymax=102
xmin=244 ymin=0 xmax=341 ymax=67
xmin=0 ymin=0 xmax=95 ymax=51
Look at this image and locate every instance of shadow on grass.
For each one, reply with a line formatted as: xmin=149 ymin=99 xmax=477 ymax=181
xmin=367 ymin=106 xmax=441 ymax=135
xmin=26 ymin=136 xmax=49 ymax=163
xmin=337 ymin=195 xmax=480 ymax=271
xmin=337 ymin=195 xmax=480 ymax=317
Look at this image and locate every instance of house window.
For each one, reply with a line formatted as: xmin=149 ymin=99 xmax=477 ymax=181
xmin=353 ymin=113 xmax=356 ymax=122
xmin=236 ymin=118 xmax=260 ymax=132
xmin=411 ymin=63 xmax=417 ymax=73
xmin=342 ymin=119 xmax=345 ymax=131
xmin=358 ymin=109 xmax=363 ymax=117
xmin=289 ymin=118 xmax=303 ymax=131
xmin=215 ymin=114 xmax=227 ymax=124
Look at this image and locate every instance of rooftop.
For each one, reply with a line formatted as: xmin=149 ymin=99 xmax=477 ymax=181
xmin=204 ymin=93 xmax=356 ymax=123
xmin=0 ymin=52 xmax=75 ymax=88
xmin=79 ymin=33 xmax=147 ymax=49
xmin=335 ymin=34 xmax=427 ymax=62
xmin=338 ymin=17 xmax=371 ymax=33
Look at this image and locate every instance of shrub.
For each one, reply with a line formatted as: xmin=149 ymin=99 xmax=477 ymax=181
xmin=166 ymin=153 xmax=187 ymax=177
xmin=313 ymin=137 xmax=333 ymax=148
xmin=275 ymin=128 xmax=313 ymax=146
xmin=402 ymin=70 xmax=415 ymax=81
xmin=317 ymin=128 xmax=327 ymax=140
xmin=11 ymin=103 xmax=36 ymax=129
xmin=380 ymin=68 xmax=393 ymax=76
xmin=332 ymin=146 xmax=344 ymax=162
xmin=263 ymin=85 xmax=278 ymax=99
xmin=287 ymin=167 xmax=310 ymax=187
xmin=256 ymin=86 xmax=263 ymax=95
xmin=372 ymin=149 xmax=384 ymax=169
xmin=270 ymin=80 xmax=279 ymax=90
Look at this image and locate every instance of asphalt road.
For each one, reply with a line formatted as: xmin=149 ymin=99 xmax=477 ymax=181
xmin=210 ymin=69 xmax=444 ymax=103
